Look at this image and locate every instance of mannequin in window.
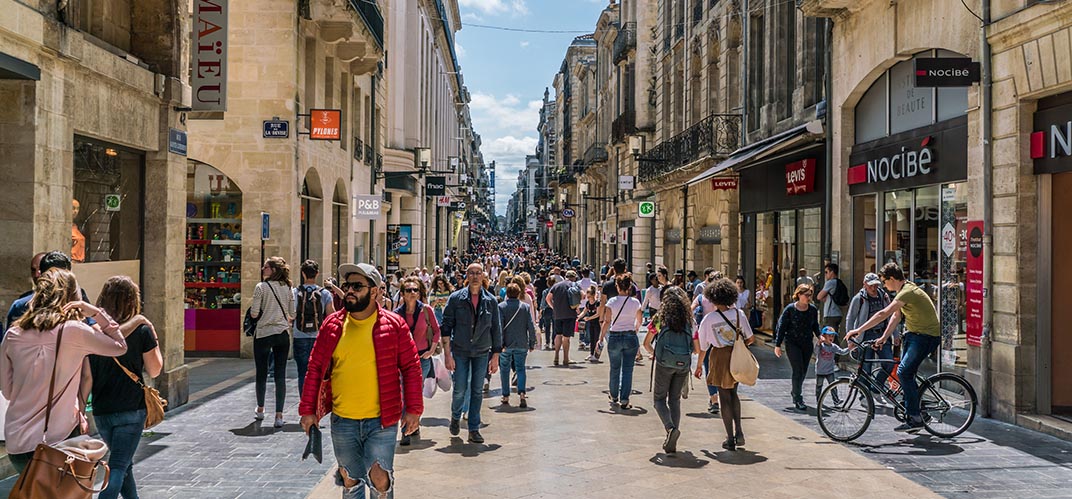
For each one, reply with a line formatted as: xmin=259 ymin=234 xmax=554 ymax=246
xmin=71 ymin=198 xmax=85 ymax=263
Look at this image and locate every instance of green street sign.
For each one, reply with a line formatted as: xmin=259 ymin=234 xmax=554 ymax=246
xmin=104 ymin=194 xmax=121 ymax=211
xmin=638 ymin=201 xmax=655 ymax=218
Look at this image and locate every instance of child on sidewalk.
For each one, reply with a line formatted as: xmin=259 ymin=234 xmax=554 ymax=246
xmin=816 ymin=327 xmax=850 ymax=403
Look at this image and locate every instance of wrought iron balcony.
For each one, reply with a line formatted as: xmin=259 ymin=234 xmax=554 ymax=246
xmin=611 ymin=110 xmax=636 ymax=144
xmin=353 ymin=137 xmax=364 ymax=161
xmin=637 ymin=113 xmax=741 ymax=182
xmin=365 ymin=144 xmax=374 ymax=163
xmin=612 ymin=22 xmax=636 ymax=64
xmin=348 ymin=0 xmax=384 ymax=50
xmin=583 ymin=143 xmax=609 ymax=165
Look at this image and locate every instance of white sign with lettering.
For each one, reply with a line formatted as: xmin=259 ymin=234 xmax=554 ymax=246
xmin=193 ymin=0 xmax=228 ymax=111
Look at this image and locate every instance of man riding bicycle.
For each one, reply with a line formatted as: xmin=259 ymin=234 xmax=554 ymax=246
xmin=847 ymin=262 xmax=940 ymax=433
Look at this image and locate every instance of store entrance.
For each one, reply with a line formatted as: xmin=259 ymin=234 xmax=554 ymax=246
xmin=1051 ymin=173 xmax=1072 ymax=415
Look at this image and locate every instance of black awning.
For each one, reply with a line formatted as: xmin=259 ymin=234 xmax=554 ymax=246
xmin=687 ymin=120 xmax=824 ymax=185
xmin=0 ymin=52 xmax=40 ymax=80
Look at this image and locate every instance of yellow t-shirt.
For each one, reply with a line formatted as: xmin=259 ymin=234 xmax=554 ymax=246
xmin=894 ymin=281 xmax=940 ymax=337
xmin=331 ymin=312 xmax=381 ymax=419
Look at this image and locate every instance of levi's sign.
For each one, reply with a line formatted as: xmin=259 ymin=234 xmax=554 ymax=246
xmin=914 ymin=58 xmax=980 ymax=87
xmin=193 ymin=0 xmax=227 ymax=111
xmin=785 ymin=159 xmax=816 ymax=195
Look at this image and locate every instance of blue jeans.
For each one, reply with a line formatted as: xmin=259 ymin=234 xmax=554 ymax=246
xmin=451 ymin=353 xmax=489 ymax=431
xmin=420 ymin=356 xmax=433 ymax=379
xmin=499 ymin=348 xmax=528 ymax=395
xmin=862 ymin=330 xmax=894 ymax=389
xmin=95 ymin=409 xmax=146 ymax=499
xmin=294 ymin=337 xmax=316 ymax=398
xmin=606 ymin=333 xmax=640 ymax=403
xmin=898 ymin=332 xmax=941 ymax=421
xmin=330 ymin=415 xmax=398 ymax=499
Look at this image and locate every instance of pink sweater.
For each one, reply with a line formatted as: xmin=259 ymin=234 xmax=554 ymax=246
xmin=1 ymin=315 xmax=126 ymax=454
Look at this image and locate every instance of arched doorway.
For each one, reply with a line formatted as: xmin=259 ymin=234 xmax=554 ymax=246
xmin=184 ymin=161 xmax=243 ymax=354
xmin=300 ymin=169 xmax=324 ymax=264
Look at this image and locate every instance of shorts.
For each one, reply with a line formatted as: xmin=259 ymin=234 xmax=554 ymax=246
xmin=553 ymin=318 xmax=576 ymax=338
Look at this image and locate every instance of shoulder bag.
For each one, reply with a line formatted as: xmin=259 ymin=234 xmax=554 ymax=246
xmin=112 ymin=357 xmax=168 ymax=429
xmin=717 ymin=309 xmax=759 ymax=386
xmin=9 ymin=324 xmax=111 ymax=499
xmin=421 ymin=306 xmax=441 ymax=356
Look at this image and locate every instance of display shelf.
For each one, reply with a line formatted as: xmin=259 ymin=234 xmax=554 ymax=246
xmin=184 ymin=282 xmax=241 ymax=289
xmin=187 ymin=218 xmax=242 ymax=224
xmin=185 ymin=261 xmax=237 ymax=266
xmin=185 ymin=239 xmax=241 ymax=246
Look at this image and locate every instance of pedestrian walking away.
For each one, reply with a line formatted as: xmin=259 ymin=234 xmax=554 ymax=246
xmin=498 ymin=283 xmax=537 ymax=408
xmin=251 ymin=256 xmax=296 ymax=428
xmin=774 ymin=284 xmax=822 ymax=411
xmin=86 ymin=276 xmax=164 ymax=499
xmin=294 ymin=260 xmax=335 ymax=398
xmin=441 ymin=262 xmax=503 ymax=444
xmin=816 ymin=263 xmax=847 ymax=332
xmin=299 ymin=262 xmax=423 ymax=499
xmin=547 ymin=269 xmax=580 ymax=366
xmin=600 ymin=273 xmax=643 ymax=410
xmin=642 ymin=286 xmax=696 ymax=454
xmin=695 ymin=278 xmax=755 ymax=451
xmin=848 ymin=262 xmax=941 ymax=433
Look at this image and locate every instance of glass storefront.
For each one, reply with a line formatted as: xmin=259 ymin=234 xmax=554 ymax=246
xmin=749 ymin=207 xmax=822 ymax=331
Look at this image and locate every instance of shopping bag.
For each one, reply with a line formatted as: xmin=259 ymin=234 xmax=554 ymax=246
xmin=729 ymin=333 xmax=760 ymax=386
xmin=423 ymin=377 xmax=438 ymax=398
xmin=434 ymin=355 xmax=452 ymax=391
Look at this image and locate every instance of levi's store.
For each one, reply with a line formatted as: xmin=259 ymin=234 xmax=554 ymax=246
xmin=847 ymin=52 xmax=970 ymax=376
xmin=735 ymin=127 xmax=826 ymax=332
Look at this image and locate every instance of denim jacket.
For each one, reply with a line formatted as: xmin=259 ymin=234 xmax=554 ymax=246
xmin=441 ymin=287 xmax=503 ymax=356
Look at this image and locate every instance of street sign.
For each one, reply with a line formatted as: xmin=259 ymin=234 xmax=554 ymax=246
xmin=104 ymin=194 xmax=121 ymax=212
xmin=546 ymin=221 xmax=553 ymax=228
xmin=561 ymin=208 xmax=575 ymax=218
xmin=261 ymin=212 xmax=270 ymax=240
xmin=914 ymin=57 xmax=980 ymax=87
xmin=168 ymin=128 xmax=187 ymax=156
xmin=638 ymin=201 xmax=655 ymax=218
xmin=618 ymin=175 xmax=635 ymax=191
xmin=263 ymin=120 xmax=289 ymax=138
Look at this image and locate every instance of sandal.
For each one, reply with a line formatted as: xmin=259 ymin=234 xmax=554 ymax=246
xmin=722 ymin=437 xmax=736 ymax=451
xmin=619 ymin=402 xmax=633 ymax=410
xmin=501 ymin=396 xmax=509 ymax=405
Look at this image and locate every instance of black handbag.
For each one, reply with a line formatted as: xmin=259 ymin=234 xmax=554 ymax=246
xmin=244 ymin=284 xmax=288 ymax=337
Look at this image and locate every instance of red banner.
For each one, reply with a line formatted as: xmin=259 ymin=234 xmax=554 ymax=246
xmin=710 ymin=177 xmax=738 ymax=190
xmin=965 ymin=221 xmax=984 ymax=347
xmin=786 ymin=158 xmax=816 ymax=195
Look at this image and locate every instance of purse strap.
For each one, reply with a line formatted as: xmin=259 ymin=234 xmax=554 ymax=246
xmin=267 ymin=284 xmax=289 ymax=322
xmin=113 ymin=358 xmax=146 ymax=389
xmin=502 ymin=303 xmax=523 ymax=332
xmin=43 ymin=323 xmax=66 ymax=438
xmin=715 ymin=308 xmax=744 ymax=341
xmin=609 ymin=298 xmax=629 ymax=330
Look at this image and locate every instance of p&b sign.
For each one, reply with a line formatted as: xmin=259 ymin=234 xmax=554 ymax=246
xmin=353 ymin=195 xmax=382 ymax=220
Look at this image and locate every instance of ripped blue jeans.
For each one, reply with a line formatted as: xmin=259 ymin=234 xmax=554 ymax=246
xmin=330 ymin=415 xmax=398 ymax=499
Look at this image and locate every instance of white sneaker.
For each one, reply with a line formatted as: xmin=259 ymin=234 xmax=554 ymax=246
xmin=255 ymin=410 xmax=265 ymax=421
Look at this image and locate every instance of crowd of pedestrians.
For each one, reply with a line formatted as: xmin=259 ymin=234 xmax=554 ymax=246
xmin=0 ymin=233 xmax=943 ymax=499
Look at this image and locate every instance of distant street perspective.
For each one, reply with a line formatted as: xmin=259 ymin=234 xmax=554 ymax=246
xmin=3 ymin=0 xmax=1072 ymax=498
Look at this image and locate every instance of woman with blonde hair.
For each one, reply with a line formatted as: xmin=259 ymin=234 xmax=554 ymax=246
xmin=87 ymin=276 xmax=164 ymax=499
xmin=250 ymin=256 xmax=296 ymax=427
xmin=774 ymin=284 xmax=822 ymax=411
xmin=1 ymin=269 xmax=127 ymax=473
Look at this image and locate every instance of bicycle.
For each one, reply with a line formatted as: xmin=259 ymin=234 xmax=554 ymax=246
xmin=816 ymin=336 xmax=977 ymax=441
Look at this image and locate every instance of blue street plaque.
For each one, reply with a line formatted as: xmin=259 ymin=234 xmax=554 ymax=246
xmin=261 ymin=212 xmax=270 ymax=241
xmin=168 ymin=128 xmax=187 ymax=156
xmin=263 ymin=120 xmax=289 ymax=138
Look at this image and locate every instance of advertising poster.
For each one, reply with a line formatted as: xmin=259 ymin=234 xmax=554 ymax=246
xmin=398 ymin=224 xmax=412 ymax=254
xmin=965 ymin=221 xmax=984 ymax=347
xmin=386 ymin=225 xmax=400 ymax=272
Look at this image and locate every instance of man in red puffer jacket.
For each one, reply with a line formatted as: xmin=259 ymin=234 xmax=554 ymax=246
xmin=300 ymin=263 xmax=423 ymax=499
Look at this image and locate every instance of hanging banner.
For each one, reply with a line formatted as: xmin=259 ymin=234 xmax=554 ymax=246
xmin=193 ymin=0 xmax=228 ymax=111
xmin=965 ymin=221 xmax=984 ymax=347
xmin=386 ymin=225 xmax=400 ymax=272
xmin=353 ymin=194 xmax=382 ymax=220
xmin=426 ymin=176 xmax=446 ymax=196
xmin=397 ymin=224 xmax=413 ymax=254
xmin=436 ymin=195 xmax=451 ymax=207
xmin=309 ymin=109 xmax=341 ymax=140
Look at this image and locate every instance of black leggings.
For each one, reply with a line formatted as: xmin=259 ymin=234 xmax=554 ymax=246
xmin=784 ymin=341 xmax=812 ymax=404
xmin=255 ymin=332 xmax=290 ymax=413
xmin=719 ymin=386 xmax=743 ymax=438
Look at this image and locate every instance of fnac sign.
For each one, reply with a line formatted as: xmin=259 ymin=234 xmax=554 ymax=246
xmin=309 ymin=109 xmax=341 ymax=141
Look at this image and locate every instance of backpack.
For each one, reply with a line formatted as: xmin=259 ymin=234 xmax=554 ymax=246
xmin=568 ymin=283 xmax=582 ymax=309
xmin=296 ymin=286 xmax=326 ymax=334
xmin=654 ymin=325 xmax=693 ymax=370
xmin=832 ymin=278 xmax=850 ymax=307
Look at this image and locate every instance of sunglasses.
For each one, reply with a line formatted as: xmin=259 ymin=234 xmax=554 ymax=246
xmin=403 ymin=288 xmax=420 ymax=294
xmin=341 ymin=282 xmax=369 ymax=291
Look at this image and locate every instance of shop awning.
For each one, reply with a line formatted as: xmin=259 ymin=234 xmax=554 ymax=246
xmin=686 ymin=120 xmax=825 ymax=186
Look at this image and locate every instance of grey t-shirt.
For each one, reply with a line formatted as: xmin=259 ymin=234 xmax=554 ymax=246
xmin=822 ymin=279 xmax=842 ymax=317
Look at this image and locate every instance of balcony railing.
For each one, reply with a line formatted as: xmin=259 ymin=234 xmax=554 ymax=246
xmin=611 ymin=110 xmax=636 ymax=144
xmin=348 ymin=0 xmax=384 ymax=50
xmin=612 ymin=22 xmax=636 ymax=64
xmin=353 ymin=137 xmax=364 ymax=161
xmin=638 ymin=114 xmax=741 ymax=182
xmin=583 ymin=143 xmax=609 ymax=165
xmin=365 ymin=144 xmax=374 ymax=163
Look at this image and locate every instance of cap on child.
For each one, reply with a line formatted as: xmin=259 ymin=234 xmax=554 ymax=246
xmin=821 ymin=326 xmax=837 ymax=336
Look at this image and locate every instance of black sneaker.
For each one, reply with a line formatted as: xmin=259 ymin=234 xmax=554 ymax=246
xmin=468 ymin=430 xmax=485 ymax=444
xmin=894 ymin=421 xmax=924 ymax=433
xmin=722 ymin=437 xmax=736 ymax=451
xmin=449 ymin=418 xmax=460 ymax=436
xmin=399 ymin=434 xmax=411 ymax=446
xmin=519 ymin=397 xmax=527 ymax=408
xmin=735 ymin=433 xmax=745 ymax=447
xmin=794 ymin=401 xmax=808 ymax=411
xmin=663 ymin=428 xmax=681 ymax=454
xmin=708 ymin=403 xmax=720 ymax=415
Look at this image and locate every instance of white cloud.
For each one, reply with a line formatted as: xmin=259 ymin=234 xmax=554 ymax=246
xmin=456 ymin=42 xmax=467 ymax=58
xmin=482 ymin=135 xmax=538 ymax=214
xmin=458 ymin=0 xmax=528 ymax=16
xmin=469 ymin=92 xmax=540 ymax=136
xmin=519 ymin=41 xmax=529 ymax=48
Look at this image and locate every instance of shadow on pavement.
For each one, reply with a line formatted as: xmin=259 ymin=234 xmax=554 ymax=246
xmin=420 ymin=417 xmax=450 ymax=428
xmin=228 ymin=421 xmax=304 ymax=436
xmin=702 ymin=449 xmax=768 ymax=465
xmin=598 ymin=406 xmax=649 ymax=416
xmin=851 ymin=435 xmax=981 ymax=457
xmin=435 ymin=438 xmax=502 ymax=457
xmin=395 ymin=439 xmax=437 ymax=453
xmin=650 ymin=451 xmax=709 ymax=468
xmin=493 ymin=404 xmax=536 ymax=414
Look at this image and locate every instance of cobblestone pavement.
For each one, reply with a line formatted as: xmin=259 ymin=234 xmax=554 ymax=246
xmin=746 ymin=344 xmax=1072 ymax=499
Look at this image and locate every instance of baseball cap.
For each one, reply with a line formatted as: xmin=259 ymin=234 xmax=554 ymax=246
xmin=864 ymin=272 xmax=882 ymax=286
xmin=821 ymin=326 xmax=838 ymax=336
xmin=338 ymin=263 xmax=382 ymax=287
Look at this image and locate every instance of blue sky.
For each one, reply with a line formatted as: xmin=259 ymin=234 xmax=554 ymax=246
xmin=454 ymin=0 xmax=607 ymax=215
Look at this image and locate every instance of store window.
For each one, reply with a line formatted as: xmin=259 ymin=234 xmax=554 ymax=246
xmin=73 ymin=137 xmax=144 ymax=265
xmin=883 ymin=190 xmax=912 ymax=271
xmin=939 ymin=183 xmax=969 ymax=371
xmin=853 ymin=195 xmax=878 ymax=281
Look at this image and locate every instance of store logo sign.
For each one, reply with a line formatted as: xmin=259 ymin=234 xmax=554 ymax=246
xmin=309 ymin=109 xmax=341 ymax=140
xmin=847 ymin=137 xmax=934 ymax=185
xmin=193 ymin=0 xmax=227 ymax=111
xmin=1031 ymin=120 xmax=1071 ymax=161
xmin=785 ymin=159 xmax=816 ymax=195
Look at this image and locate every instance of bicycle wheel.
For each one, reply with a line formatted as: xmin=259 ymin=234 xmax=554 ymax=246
xmin=817 ymin=378 xmax=873 ymax=442
xmin=920 ymin=373 xmax=977 ymax=438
